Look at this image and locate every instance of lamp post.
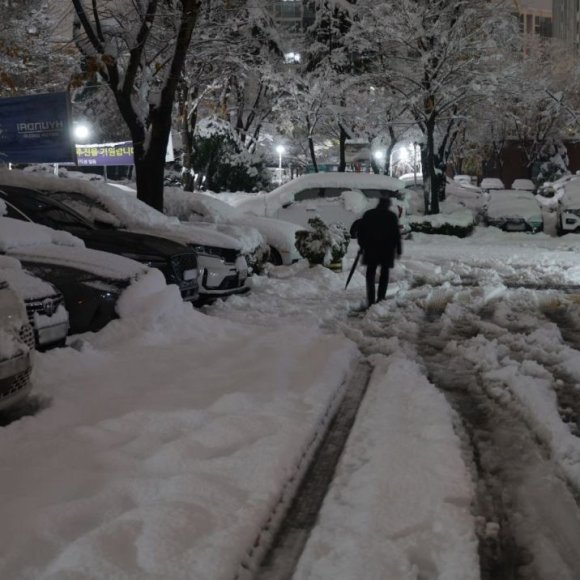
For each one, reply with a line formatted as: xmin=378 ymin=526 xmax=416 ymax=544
xmin=276 ymin=145 xmax=285 ymax=185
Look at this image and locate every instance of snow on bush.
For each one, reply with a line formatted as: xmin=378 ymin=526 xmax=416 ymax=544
xmin=295 ymin=217 xmax=350 ymax=266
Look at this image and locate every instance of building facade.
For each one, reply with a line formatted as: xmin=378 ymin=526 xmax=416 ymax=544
xmin=553 ymin=0 xmax=579 ymax=48
xmin=514 ymin=0 xmax=553 ymax=40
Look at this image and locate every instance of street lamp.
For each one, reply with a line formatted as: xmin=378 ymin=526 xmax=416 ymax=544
xmin=373 ymin=149 xmax=385 ymax=173
xmin=73 ymin=123 xmax=91 ymax=142
xmin=276 ymin=145 xmax=285 ymax=185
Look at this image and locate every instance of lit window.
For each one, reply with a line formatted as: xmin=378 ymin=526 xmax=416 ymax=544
xmin=284 ymin=52 xmax=301 ymax=64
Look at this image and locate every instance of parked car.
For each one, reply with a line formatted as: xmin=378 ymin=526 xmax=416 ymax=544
xmin=0 ymin=256 xmax=69 ymax=350
xmin=480 ymin=177 xmax=505 ymax=192
xmin=484 ymin=190 xmax=543 ymax=232
xmin=0 ymin=185 xmax=199 ymax=304
xmin=230 ymin=173 xmax=409 ymax=236
xmin=164 ymin=188 xmax=307 ymax=266
xmin=556 ymin=179 xmax=580 ymax=234
xmin=511 ymin=179 xmax=536 ymax=192
xmin=537 ymin=174 xmax=575 ymax=212
xmin=453 ymin=175 xmax=476 ymax=186
xmin=0 ymin=217 xmax=163 ymax=335
xmin=0 ymin=278 xmax=34 ymax=411
xmin=0 ymin=170 xmax=247 ymax=300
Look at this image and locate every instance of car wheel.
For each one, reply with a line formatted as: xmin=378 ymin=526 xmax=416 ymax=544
xmin=268 ymin=247 xmax=283 ymax=266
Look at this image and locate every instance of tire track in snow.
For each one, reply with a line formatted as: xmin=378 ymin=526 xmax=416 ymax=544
xmin=417 ymin=304 xmax=580 ymax=580
xmin=540 ymin=300 xmax=580 ymax=437
xmin=417 ymin=311 xmax=522 ymax=579
xmin=253 ymin=362 xmax=372 ymax=580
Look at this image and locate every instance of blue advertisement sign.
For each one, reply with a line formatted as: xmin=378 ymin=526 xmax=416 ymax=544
xmin=0 ymin=92 xmax=76 ymax=164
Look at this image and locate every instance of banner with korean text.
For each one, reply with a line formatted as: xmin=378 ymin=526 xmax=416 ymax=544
xmin=0 ymin=92 xmax=76 ymax=164
xmin=75 ymin=133 xmax=174 ymax=166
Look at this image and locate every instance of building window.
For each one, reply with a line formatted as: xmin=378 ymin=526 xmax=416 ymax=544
xmin=535 ymin=16 xmax=552 ymax=37
xmin=284 ymin=52 xmax=301 ymax=64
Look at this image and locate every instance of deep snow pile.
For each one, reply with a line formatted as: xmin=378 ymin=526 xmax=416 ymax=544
xmin=4 ymin=223 xmax=580 ymax=578
xmin=0 ymin=284 xmax=358 ymax=579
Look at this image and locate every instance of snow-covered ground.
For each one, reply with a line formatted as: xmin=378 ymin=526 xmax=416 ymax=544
xmin=3 ymin=225 xmax=580 ymax=578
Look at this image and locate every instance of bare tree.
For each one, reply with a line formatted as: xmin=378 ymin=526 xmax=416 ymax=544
xmin=72 ymin=0 xmax=201 ymax=210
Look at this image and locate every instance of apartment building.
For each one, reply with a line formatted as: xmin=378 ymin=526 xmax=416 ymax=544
xmin=270 ymin=0 xmax=314 ymax=63
xmin=514 ymin=0 xmax=553 ymax=39
xmin=553 ymin=0 xmax=580 ymax=48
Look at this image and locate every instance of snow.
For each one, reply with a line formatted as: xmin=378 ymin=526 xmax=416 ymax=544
xmin=0 ymin=290 xmax=359 ymax=579
xmin=0 ymin=170 xmax=244 ymax=252
xmin=512 ymin=178 xmax=536 ymax=191
xmin=0 ymin=218 xmax=149 ymax=281
xmin=0 ymin=217 xmax=83 ymax=252
xmin=480 ymin=177 xmax=505 ymax=191
xmin=223 ymin=173 xmax=406 ymax=217
xmin=0 ymin=256 xmax=55 ymax=298
xmin=5 ymin=206 xmax=580 ymax=577
xmin=486 ymin=195 xmax=541 ymax=221
xmin=294 ymin=355 xmax=479 ymax=580
xmin=164 ymin=188 xmax=306 ymax=261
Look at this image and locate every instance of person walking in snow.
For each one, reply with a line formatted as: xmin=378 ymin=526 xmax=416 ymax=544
xmin=356 ymin=195 xmax=402 ymax=307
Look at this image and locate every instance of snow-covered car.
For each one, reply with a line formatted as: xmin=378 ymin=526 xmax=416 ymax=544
xmin=511 ymin=178 xmax=536 ymax=192
xmin=480 ymin=177 xmax=506 ymax=192
xmin=0 ymin=256 xmax=68 ymax=350
xmin=556 ymin=178 xmax=580 ymax=235
xmin=229 ymin=172 xmax=409 ymax=236
xmin=164 ymin=188 xmax=306 ymax=266
xmin=0 ymin=170 xmax=248 ymax=300
xmin=109 ymin=184 xmax=270 ymax=273
xmin=537 ymin=174 xmax=575 ymax=212
xmin=484 ymin=190 xmax=543 ymax=232
xmin=0 ymin=217 xmax=164 ymax=335
xmin=0 ymin=280 xmax=34 ymax=412
xmin=453 ymin=174 xmax=475 ymax=186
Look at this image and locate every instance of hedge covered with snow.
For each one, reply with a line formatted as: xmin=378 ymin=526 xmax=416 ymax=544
xmin=408 ymin=210 xmax=476 ymax=238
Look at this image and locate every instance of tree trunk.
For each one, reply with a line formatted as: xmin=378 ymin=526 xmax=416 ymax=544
xmin=338 ymin=123 xmax=348 ymax=172
xmin=425 ymin=122 xmax=439 ymax=215
xmin=178 ymin=83 xmax=198 ymax=192
xmin=308 ymin=136 xmax=318 ymax=172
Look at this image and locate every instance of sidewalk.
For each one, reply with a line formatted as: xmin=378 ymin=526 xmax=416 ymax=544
xmin=0 ymin=286 xmax=359 ymax=579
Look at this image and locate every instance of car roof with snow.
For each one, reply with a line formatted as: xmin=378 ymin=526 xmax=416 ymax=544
xmin=480 ymin=178 xmax=505 ymax=190
xmin=271 ymin=172 xmax=407 ymax=196
xmin=0 ymin=217 xmax=148 ymax=281
xmin=0 ymin=169 xmax=242 ymax=251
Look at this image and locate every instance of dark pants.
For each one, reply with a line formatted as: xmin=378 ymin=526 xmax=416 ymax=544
xmin=365 ymin=261 xmax=390 ymax=306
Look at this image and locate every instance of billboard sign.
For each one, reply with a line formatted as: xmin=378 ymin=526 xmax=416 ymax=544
xmin=75 ymin=133 xmax=175 ymax=166
xmin=0 ymin=92 xmax=76 ymax=164
xmin=75 ymin=142 xmax=134 ymax=166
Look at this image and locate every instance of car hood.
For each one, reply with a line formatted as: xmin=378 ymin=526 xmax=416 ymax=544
xmin=73 ymin=229 xmax=191 ymax=259
xmin=6 ymin=243 xmax=148 ymax=281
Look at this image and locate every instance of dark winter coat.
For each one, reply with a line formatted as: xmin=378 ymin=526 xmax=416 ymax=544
xmin=357 ymin=200 xmax=402 ymax=267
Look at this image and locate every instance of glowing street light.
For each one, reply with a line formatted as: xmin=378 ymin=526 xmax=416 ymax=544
xmin=73 ymin=123 xmax=91 ymax=142
xmin=276 ymin=145 xmax=285 ymax=185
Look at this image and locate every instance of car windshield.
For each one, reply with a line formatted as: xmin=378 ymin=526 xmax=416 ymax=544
xmin=49 ymin=192 xmax=122 ymax=228
xmin=0 ymin=187 xmax=96 ymax=231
